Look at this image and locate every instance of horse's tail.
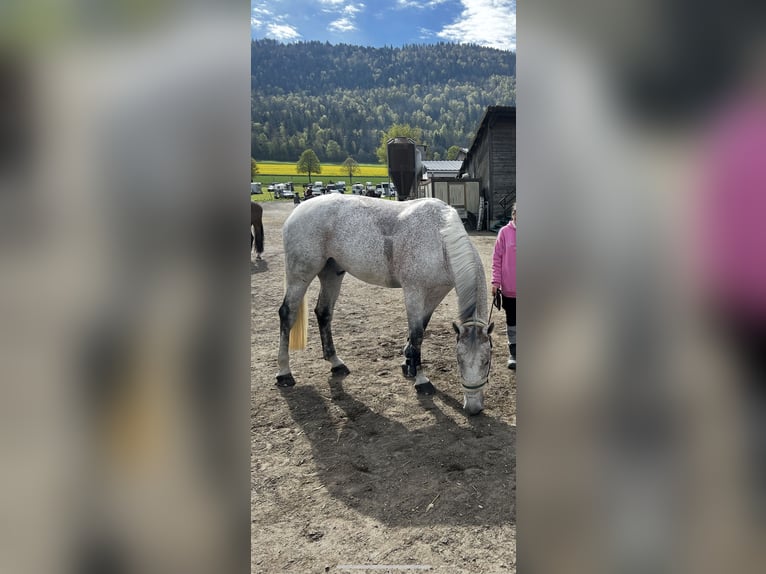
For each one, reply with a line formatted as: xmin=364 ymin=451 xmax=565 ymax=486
xmin=288 ymin=294 xmax=308 ymax=351
xmin=254 ymin=223 xmax=264 ymax=255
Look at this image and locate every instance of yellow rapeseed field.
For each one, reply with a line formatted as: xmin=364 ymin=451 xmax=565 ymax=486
xmin=257 ymin=162 xmax=388 ymax=177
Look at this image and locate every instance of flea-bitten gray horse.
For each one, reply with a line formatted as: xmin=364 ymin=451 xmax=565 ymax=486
xmin=276 ymin=194 xmax=494 ymax=415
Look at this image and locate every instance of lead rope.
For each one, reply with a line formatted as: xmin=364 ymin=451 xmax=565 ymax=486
xmin=489 ymin=287 xmax=502 ymax=326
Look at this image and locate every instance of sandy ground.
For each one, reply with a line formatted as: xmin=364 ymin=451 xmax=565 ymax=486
xmin=251 ymin=199 xmax=516 ymax=573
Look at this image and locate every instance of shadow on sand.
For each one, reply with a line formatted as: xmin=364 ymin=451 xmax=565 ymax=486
xmin=278 ymin=373 xmax=516 ymax=527
xmin=250 ymin=258 xmax=269 ymax=274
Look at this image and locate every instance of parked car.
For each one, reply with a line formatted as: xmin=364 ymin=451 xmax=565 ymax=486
xmin=325 ymin=184 xmax=342 ymax=194
xmin=250 ymin=182 xmax=262 ymax=194
xmin=267 ymin=182 xmax=278 ymax=192
xmin=351 ymin=183 xmax=364 ymax=195
xmin=335 ymin=181 xmax=346 ymax=191
xmin=376 ymin=183 xmax=391 ymax=197
xmin=274 ymin=183 xmax=295 ymax=199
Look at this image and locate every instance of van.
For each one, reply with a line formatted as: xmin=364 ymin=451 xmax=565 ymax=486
xmin=250 ymin=182 xmax=262 ymax=194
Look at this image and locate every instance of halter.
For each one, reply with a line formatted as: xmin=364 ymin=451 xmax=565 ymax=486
xmin=458 ymin=317 xmax=493 ymax=391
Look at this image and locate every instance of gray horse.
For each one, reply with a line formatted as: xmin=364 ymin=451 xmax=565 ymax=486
xmin=276 ymin=194 xmax=494 ymax=415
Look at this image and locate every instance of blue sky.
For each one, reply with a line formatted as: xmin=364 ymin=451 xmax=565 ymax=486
xmin=251 ymin=0 xmax=516 ymax=52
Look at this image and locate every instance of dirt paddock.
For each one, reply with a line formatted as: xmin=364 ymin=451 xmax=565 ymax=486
xmin=251 ymin=199 xmax=516 ymax=573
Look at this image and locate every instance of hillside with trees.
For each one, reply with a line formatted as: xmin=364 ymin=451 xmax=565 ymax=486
xmin=251 ymin=40 xmax=516 ymax=163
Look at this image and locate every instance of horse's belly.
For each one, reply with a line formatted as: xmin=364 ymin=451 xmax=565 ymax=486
xmin=332 ymin=252 xmax=401 ymax=288
xmin=346 ymin=267 xmax=402 ymax=287
xmin=347 ymin=269 xmax=401 ymax=288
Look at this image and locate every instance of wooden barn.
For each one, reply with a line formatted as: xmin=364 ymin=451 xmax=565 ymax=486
xmin=458 ymin=106 xmax=516 ymax=230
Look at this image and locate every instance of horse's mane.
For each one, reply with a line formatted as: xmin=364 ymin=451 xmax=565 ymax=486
xmin=440 ymin=207 xmax=486 ymax=322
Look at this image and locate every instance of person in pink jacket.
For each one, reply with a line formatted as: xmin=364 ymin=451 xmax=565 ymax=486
xmin=491 ymin=202 xmax=516 ymax=369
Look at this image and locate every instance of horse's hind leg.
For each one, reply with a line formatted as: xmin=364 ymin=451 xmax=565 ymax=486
xmin=276 ymin=280 xmax=310 ymax=386
xmin=315 ymin=258 xmax=349 ymax=376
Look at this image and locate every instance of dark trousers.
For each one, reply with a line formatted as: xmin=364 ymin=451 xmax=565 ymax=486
xmin=717 ymin=311 xmax=766 ymax=523
xmin=502 ymin=295 xmax=516 ymax=346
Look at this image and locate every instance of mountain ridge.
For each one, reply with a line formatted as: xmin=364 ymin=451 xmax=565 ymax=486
xmin=251 ymin=40 xmax=516 ymax=163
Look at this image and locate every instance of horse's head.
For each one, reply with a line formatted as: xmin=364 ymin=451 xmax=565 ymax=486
xmin=452 ymin=319 xmax=494 ymax=415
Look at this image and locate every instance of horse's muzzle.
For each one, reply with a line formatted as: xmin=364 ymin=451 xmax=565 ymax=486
xmin=463 ymin=390 xmax=485 ymax=415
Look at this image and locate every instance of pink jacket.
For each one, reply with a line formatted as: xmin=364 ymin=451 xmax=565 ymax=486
xmin=700 ymin=94 xmax=766 ymax=319
xmin=491 ymin=220 xmax=516 ymax=297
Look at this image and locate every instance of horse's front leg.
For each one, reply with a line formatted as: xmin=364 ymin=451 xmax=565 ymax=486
xmin=316 ymin=259 xmax=349 ymax=376
xmin=401 ymin=289 xmax=445 ymax=395
xmin=402 ymin=325 xmax=435 ymax=395
xmin=401 ymin=287 xmax=451 ymax=395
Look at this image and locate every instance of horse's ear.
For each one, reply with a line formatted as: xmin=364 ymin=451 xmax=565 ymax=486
xmin=487 ymin=322 xmax=494 ymax=335
xmin=452 ymin=322 xmax=461 ymax=336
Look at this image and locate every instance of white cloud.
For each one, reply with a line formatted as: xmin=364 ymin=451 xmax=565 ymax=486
xmin=437 ymin=0 xmax=516 ymax=51
xmin=267 ymin=23 xmax=302 ymax=41
xmin=251 ymin=1 xmax=303 ymax=41
xmin=397 ymin=0 xmax=450 ymax=9
xmin=329 ymin=17 xmax=356 ymax=32
xmin=250 ymin=3 xmax=271 ymax=29
xmin=321 ymin=2 xmax=366 ymax=35
xmin=343 ymin=3 xmax=363 ymax=16
xmin=418 ymin=27 xmax=436 ymax=40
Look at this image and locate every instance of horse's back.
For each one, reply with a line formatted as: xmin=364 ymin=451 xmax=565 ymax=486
xmin=283 ymin=195 xmax=452 ymax=287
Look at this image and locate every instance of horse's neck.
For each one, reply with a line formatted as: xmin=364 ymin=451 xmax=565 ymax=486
xmin=440 ymin=210 xmax=488 ymax=323
xmin=453 ymin=249 xmax=488 ymax=323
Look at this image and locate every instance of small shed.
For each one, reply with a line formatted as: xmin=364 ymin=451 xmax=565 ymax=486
xmin=418 ymin=177 xmax=482 ymax=229
xmin=421 ymin=160 xmax=463 ymax=179
xmin=458 ymin=106 xmax=516 ymax=229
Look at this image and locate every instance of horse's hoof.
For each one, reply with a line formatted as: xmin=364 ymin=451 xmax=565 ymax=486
xmin=331 ymin=364 xmax=350 ymax=376
xmin=415 ymin=381 xmax=436 ymax=395
xmin=275 ymin=374 xmax=296 ymax=387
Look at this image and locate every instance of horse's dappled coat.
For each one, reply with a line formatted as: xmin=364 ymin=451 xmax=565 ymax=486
xmin=276 ymin=194 xmax=493 ymax=415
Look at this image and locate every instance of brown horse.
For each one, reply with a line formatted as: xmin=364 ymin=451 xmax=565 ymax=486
xmin=251 ymin=201 xmax=264 ymax=260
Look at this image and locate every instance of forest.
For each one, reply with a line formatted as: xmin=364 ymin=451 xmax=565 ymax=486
xmin=251 ymin=40 xmax=516 ymax=163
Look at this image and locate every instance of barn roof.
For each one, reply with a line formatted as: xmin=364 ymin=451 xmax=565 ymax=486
xmin=421 ymin=160 xmax=463 ymax=177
